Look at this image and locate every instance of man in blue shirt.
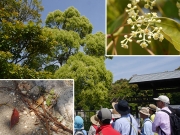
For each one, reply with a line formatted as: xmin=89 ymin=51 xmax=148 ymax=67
xmin=139 ymin=107 xmax=154 ymax=135
xmin=112 ymin=100 xmax=138 ymax=135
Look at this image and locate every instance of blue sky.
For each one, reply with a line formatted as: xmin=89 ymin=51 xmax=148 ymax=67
xmin=105 ymin=56 xmax=180 ymax=82
xmin=40 ymin=0 xmax=105 ymax=34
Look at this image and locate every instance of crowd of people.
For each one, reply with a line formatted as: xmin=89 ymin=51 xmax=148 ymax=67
xmin=74 ymin=95 xmax=180 ymax=135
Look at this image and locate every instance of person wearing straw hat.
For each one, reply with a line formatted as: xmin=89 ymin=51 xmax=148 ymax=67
xmin=152 ymin=95 xmax=171 ymax=135
xmin=148 ymin=104 xmax=157 ymax=122
xmin=112 ymin=100 xmax=138 ymax=135
xmin=148 ymin=104 xmax=158 ymax=135
xmin=110 ymin=108 xmax=121 ymax=128
xmin=138 ymin=107 xmax=154 ymax=135
xmin=88 ymin=112 xmax=100 ymax=135
xmin=95 ymin=108 xmax=121 ymax=135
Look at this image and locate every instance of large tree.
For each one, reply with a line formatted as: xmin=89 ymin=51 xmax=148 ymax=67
xmin=0 ymin=0 xmax=54 ymax=78
xmin=45 ymin=7 xmax=108 ymax=67
xmin=55 ymin=52 xmax=113 ymax=110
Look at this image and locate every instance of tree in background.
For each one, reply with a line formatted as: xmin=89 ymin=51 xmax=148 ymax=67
xmin=109 ymin=79 xmax=153 ymax=109
xmin=55 ymin=52 xmax=113 ymax=110
xmin=0 ymin=0 xmax=55 ymax=78
xmin=45 ymin=7 xmax=92 ymax=66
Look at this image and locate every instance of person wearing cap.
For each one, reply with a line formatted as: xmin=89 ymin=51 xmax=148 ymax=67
xmin=96 ymin=108 xmax=121 ymax=135
xmin=88 ymin=112 xmax=100 ymax=135
xmin=112 ymin=100 xmax=138 ymax=135
xmin=138 ymin=107 xmax=154 ymax=135
xmin=74 ymin=116 xmax=87 ymax=135
xmin=152 ymin=95 xmax=171 ymax=135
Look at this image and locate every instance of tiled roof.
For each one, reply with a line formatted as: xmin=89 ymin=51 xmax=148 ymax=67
xmin=129 ymin=70 xmax=180 ymax=83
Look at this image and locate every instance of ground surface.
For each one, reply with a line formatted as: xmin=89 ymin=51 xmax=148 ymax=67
xmin=0 ymin=80 xmax=73 ymax=135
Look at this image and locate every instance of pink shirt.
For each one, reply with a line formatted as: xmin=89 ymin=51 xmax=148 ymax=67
xmin=152 ymin=107 xmax=171 ymax=135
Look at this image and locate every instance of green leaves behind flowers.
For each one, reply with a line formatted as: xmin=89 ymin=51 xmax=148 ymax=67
xmin=155 ymin=17 xmax=180 ymax=52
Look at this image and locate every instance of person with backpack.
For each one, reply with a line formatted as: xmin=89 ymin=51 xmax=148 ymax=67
xmin=138 ymin=107 xmax=154 ymax=135
xmin=152 ymin=95 xmax=171 ymax=135
xmin=95 ymin=108 xmax=121 ymax=135
xmin=74 ymin=116 xmax=87 ymax=135
xmin=112 ymin=100 xmax=138 ymax=135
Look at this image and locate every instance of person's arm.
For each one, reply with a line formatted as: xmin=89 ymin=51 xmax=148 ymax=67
xmin=152 ymin=112 xmax=161 ymax=133
xmin=88 ymin=126 xmax=94 ymax=135
xmin=143 ymin=122 xmax=153 ymax=135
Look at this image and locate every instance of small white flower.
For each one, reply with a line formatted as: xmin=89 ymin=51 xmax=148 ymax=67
xmin=140 ymin=42 xmax=148 ymax=48
xmin=153 ymin=33 xmax=159 ymax=40
xmin=121 ymin=44 xmax=128 ymax=49
xmin=131 ymin=25 xmax=135 ymax=29
xmin=121 ymin=40 xmax=125 ymax=44
xmin=152 ymin=12 xmax=157 ymax=17
xmin=131 ymin=31 xmax=137 ymax=37
xmin=127 ymin=18 xmax=133 ymax=24
xmin=159 ymin=34 xmax=164 ymax=42
xmin=127 ymin=4 xmax=132 ymax=8
xmin=144 ymin=4 xmax=149 ymax=9
xmin=129 ymin=39 xmax=133 ymax=42
xmin=139 ymin=34 xmax=142 ymax=38
xmin=156 ymin=20 xmax=161 ymax=23
xmin=137 ymin=24 xmax=141 ymax=27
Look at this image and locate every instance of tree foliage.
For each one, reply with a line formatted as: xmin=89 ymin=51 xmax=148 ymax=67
xmin=0 ymin=0 xmax=56 ymax=78
xmin=55 ymin=52 xmax=113 ymax=110
xmin=44 ymin=6 xmax=108 ymax=69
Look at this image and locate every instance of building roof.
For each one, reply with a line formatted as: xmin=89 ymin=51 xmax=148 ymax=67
xmin=129 ymin=70 xmax=180 ymax=90
xmin=129 ymin=70 xmax=180 ymax=83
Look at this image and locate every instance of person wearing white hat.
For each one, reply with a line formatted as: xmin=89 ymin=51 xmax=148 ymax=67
xmin=152 ymin=95 xmax=171 ymax=135
xmin=138 ymin=107 xmax=154 ymax=135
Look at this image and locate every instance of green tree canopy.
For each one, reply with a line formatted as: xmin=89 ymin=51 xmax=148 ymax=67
xmin=45 ymin=7 xmax=93 ymax=38
xmin=44 ymin=6 xmax=108 ymax=69
xmin=0 ymin=0 xmax=54 ymax=78
xmin=55 ymin=52 xmax=113 ymax=110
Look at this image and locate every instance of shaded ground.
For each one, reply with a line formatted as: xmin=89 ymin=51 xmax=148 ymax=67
xmin=0 ymin=80 xmax=73 ymax=135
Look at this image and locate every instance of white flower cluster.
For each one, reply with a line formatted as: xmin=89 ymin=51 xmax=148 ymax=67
xmin=177 ymin=2 xmax=180 ymax=17
xmin=121 ymin=0 xmax=164 ymax=49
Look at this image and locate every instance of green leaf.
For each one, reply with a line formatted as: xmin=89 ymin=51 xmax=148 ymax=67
xmin=46 ymin=98 xmax=51 ymax=106
xmin=155 ymin=17 xmax=180 ymax=51
xmin=49 ymin=89 xmax=55 ymax=95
